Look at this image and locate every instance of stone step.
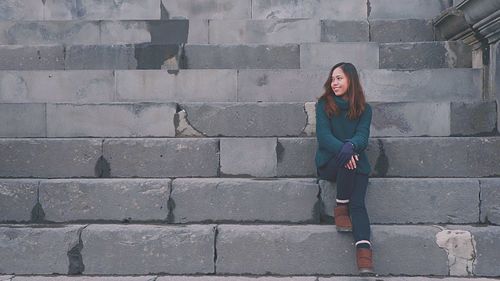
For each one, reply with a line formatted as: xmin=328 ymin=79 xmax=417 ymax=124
xmin=3 ymin=101 xmax=494 ymax=138
xmin=0 ymin=137 xmax=499 ymax=178
xmin=0 ymin=0 xmax=161 ymax=21
xmin=0 ymin=224 xmax=498 ymax=276
xmin=0 ymin=42 xmax=471 ymax=70
xmin=0 ymin=68 xmax=481 ymax=103
xmin=1 ymin=278 xmax=500 ymax=281
xmin=1 ymin=178 xmax=497 ymax=224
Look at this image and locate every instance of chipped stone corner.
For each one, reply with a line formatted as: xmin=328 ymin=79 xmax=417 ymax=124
xmin=302 ymin=102 xmax=316 ymax=136
xmin=175 ymin=109 xmax=204 ymax=137
xmin=435 ymin=228 xmax=477 ymax=276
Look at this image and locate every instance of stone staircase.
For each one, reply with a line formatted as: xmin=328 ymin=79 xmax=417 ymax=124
xmin=1 ymin=0 xmax=499 ymax=280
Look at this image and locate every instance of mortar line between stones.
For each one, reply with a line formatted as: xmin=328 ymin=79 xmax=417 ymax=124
xmin=250 ymin=0 xmax=253 ymax=19
xmin=213 ymin=225 xmax=219 ymax=274
xmin=478 ymin=179 xmax=482 ymax=223
xmin=207 ymin=19 xmax=211 ymax=44
xmin=44 ymin=103 xmax=48 ymax=138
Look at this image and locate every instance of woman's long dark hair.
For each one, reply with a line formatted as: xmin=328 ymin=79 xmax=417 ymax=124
xmin=319 ymin=62 xmax=366 ymax=119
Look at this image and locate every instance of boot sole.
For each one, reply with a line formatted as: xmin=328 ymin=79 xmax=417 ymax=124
xmin=335 ymin=226 xmax=352 ymax=232
xmin=359 ymin=268 xmax=375 ymax=276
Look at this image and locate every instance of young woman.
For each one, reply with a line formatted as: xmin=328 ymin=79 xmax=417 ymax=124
xmin=315 ymin=62 xmax=373 ymax=275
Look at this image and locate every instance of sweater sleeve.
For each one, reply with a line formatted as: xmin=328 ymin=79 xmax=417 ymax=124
xmin=346 ymin=104 xmax=372 ymax=153
xmin=315 ymin=100 xmax=344 ymax=154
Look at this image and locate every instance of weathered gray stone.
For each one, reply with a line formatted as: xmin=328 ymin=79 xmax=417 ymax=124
xmin=181 ymin=103 xmax=306 ymax=136
xmin=161 ymin=0 xmax=251 ymax=19
xmin=0 ymin=21 xmax=100 ymax=45
xmin=379 ymin=41 xmax=472 ymax=69
xmin=157 ymin=278 xmax=315 ymax=281
xmin=480 ymin=179 xmax=500 ymax=224
xmin=65 ymin=45 xmax=136 ymax=70
xmin=450 ymin=101 xmax=497 ymax=136
xmin=46 ymin=103 xmax=176 ymax=137
xmin=320 ymin=178 xmax=480 ymax=224
xmin=171 ymin=178 xmax=318 ymax=223
xmin=116 ymin=70 xmax=237 ymax=102
xmin=494 ymin=41 xmax=500 ymax=132
xmin=0 ymin=225 xmax=84 ymax=274
xmin=39 ymin=179 xmax=171 ymax=222
xmin=370 ymin=19 xmax=434 ymax=43
xmin=277 ymin=138 xmax=316 ymax=177
xmin=81 ymin=224 xmax=215 ymax=274
xmin=0 ymin=180 xmax=38 ymax=222
xmin=252 ymin=0 xmax=367 ymax=20
xmin=220 ymin=138 xmax=277 ymax=177
xmin=100 ymin=20 xmax=189 ymax=45
xmin=0 ymin=45 xmax=64 ymax=70
xmin=361 ymin=69 xmax=482 ymax=102
xmin=0 ymin=70 xmax=115 ymax=103
xmin=187 ymin=20 xmax=209 ymax=44
xmin=368 ymin=0 xmax=449 ymax=20
xmin=320 ymin=278 xmax=498 ymax=281
xmin=44 ymin=0 xmax=161 ymax=20
xmin=367 ymin=137 xmax=500 ymax=177
xmin=209 ymin=19 xmax=320 ymax=44
xmin=217 ymin=225 xmax=447 ymax=275
xmin=466 ymin=226 xmax=500 ymax=276
xmin=0 ymin=0 xmax=44 ymax=20
xmin=0 ymin=139 xmax=102 ymax=178
xmin=436 ymin=227 xmax=477 ymax=276
xmin=320 ymin=20 xmax=369 ymax=42
xmin=103 ymin=138 xmax=219 ymax=177
xmin=300 ymin=43 xmax=379 ymax=69
xmin=175 ymin=110 xmax=204 ymax=137
xmin=183 ymin=44 xmax=300 ymax=69
xmin=370 ymin=102 xmax=451 ymax=137
xmin=14 ymin=277 xmax=154 ymax=281
xmin=0 ymin=104 xmax=46 ymax=137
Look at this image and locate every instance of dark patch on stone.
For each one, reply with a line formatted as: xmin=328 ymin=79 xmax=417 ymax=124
xmin=166 ymin=196 xmax=175 ymax=223
xmin=311 ymin=184 xmax=321 ymax=223
xmin=317 ymin=182 xmax=333 ymax=224
xmin=147 ymin=20 xmax=188 ymax=44
xmin=4 ymin=229 xmax=19 ymax=240
xmin=67 ymin=226 xmax=85 ymax=275
xmin=94 ymin=156 xmax=111 ymax=178
xmin=160 ymin=1 xmax=170 ymax=19
xmin=367 ymin=0 xmax=372 ymax=18
xmin=131 ymin=103 xmax=147 ymax=115
xmin=276 ymin=141 xmax=285 ymax=163
xmin=31 ymin=202 xmax=46 ymax=222
xmin=73 ymin=0 xmax=86 ymax=18
xmin=174 ymin=112 xmax=181 ymax=135
xmin=371 ymin=103 xmax=411 ymax=133
xmin=374 ymin=139 xmax=389 ymax=176
xmin=42 ymin=0 xmax=47 ymax=5
xmin=213 ymin=225 xmax=218 ymax=274
xmin=134 ymin=44 xmax=180 ymax=69
xmin=257 ymin=74 xmax=268 ymax=86
xmin=167 ymin=69 xmax=180 ymax=75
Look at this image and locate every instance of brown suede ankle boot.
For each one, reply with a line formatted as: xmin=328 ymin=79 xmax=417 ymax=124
xmin=334 ymin=205 xmax=352 ymax=232
xmin=356 ymin=248 xmax=374 ymax=275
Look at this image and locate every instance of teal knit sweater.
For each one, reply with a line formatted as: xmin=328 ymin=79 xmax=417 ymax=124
xmin=315 ymin=96 xmax=372 ymax=175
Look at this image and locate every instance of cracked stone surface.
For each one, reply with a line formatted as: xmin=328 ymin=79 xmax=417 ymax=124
xmin=302 ymin=102 xmax=316 ymax=136
xmin=436 ymin=228 xmax=477 ymax=276
xmin=175 ymin=110 xmax=204 ymax=137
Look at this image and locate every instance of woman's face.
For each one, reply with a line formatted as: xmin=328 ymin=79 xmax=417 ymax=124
xmin=331 ymin=67 xmax=349 ymax=98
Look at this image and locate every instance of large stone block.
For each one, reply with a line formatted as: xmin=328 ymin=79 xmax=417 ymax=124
xmin=320 ymin=20 xmax=369 ymax=42
xmin=157 ymin=278 xmax=315 ymax=281
xmin=370 ymin=102 xmax=451 ymax=137
xmin=0 ymin=70 xmax=115 ymax=103
xmin=81 ymin=224 xmax=215 ymax=274
xmin=480 ymin=179 xmax=500 ymax=224
xmin=115 ymin=70 xmax=237 ymax=102
xmin=368 ymin=0 xmax=449 ymax=20
xmin=13 ymin=278 xmax=155 ymax=281
xmin=187 ymin=20 xmax=209 ymax=44
xmin=379 ymin=41 xmax=472 ymax=69
xmin=0 ymin=21 xmax=100 ymax=45
xmin=0 ymin=45 xmax=64 ymax=70
xmin=370 ymin=19 xmax=434 ymax=43
xmin=161 ymin=0 xmax=251 ymax=19
xmin=466 ymin=226 xmax=500 ymax=276
xmin=209 ymin=19 xmax=320 ymax=44
xmin=65 ymin=45 xmax=136 ymax=70
xmin=100 ymin=20 xmax=189 ymax=44
xmin=0 ymin=0 xmax=44 ymax=20
xmin=0 ymin=139 xmax=102 ymax=178
xmin=367 ymin=137 xmax=500 ymax=177
xmin=237 ymin=69 xmax=324 ymax=102
xmin=217 ymin=225 xmax=447 ymax=275
xmin=300 ymin=43 xmax=379 ymax=69
xmin=183 ymin=44 xmax=300 ymax=69
xmin=103 ymin=138 xmax=219 ymax=177
xmin=252 ymin=0 xmax=367 ymax=20
xmin=181 ymin=103 xmax=306 ymax=136
xmin=450 ymin=101 xmax=497 ymax=136
xmin=44 ymin=0 xmax=161 ymax=20
xmin=0 ymin=104 xmax=46 ymax=137
xmin=361 ymin=69 xmax=482 ymax=102
xmin=220 ymin=138 xmax=277 ymax=177
xmin=0 ymin=225 xmax=84 ymax=274
xmin=171 ymin=178 xmax=318 ymax=223
xmin=39 ymin=179 xmax=171 ymax=222
xmin=0 ymin=180 xmax=38 ymax=222
xmin=277 ymin=138 xmax=316 ymax=177
xmin=320 ymin=178 xmax=480 ymax=224
xmin=46 ymin=103 xmax=176 ymax=137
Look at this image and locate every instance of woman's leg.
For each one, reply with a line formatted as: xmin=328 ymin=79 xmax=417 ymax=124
xmin=350 ymin=173 xmax=371 ymax=247
xmin=336 ymin=166 xmax=356 ymax=204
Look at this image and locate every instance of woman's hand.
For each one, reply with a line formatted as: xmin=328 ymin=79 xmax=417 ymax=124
xmin=345 ymin=154 xmax=359 ymax=170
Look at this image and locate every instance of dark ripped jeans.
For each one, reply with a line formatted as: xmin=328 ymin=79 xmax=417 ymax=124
xmin=318 ymin=157 xmax=371 ymax=248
